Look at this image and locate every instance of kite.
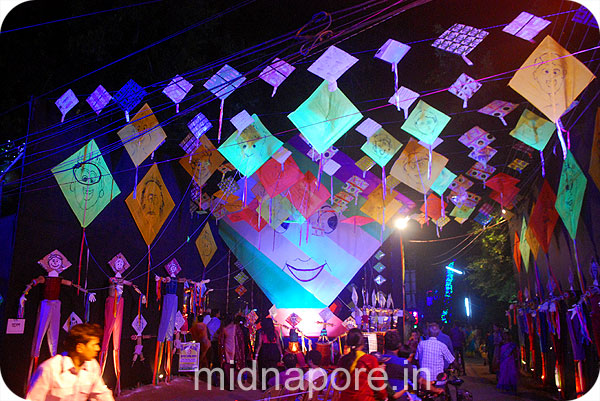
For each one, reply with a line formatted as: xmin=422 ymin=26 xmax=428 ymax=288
xmin=519 ymin=217 xmax=531 ymax=272
xmin=449 ymin=175 xmax=473 ymax=192
xmin=288 ymin=80 xmax=363 ymax=154
xmin=286 ymin=171 xmax=331 ymax=219
xmin=459 ymin=126 xmax=495 ymax=150
xmin=430 ymin=168 xmax=457 ymax=196
xmin=179 ymin=134 xmax=225 ymax=187
xmin=375 ymin=39 xmax=411 ymax=111
xmin=468 ymin=145 xmax=497 ymax=166
xmin=420 ymin=193 xmax=445 ymax=221
xmin=509 ymin=109 xmax=555 ymax=172
xmin=449 ymin=73 xmax=481 ymax=108
xmin=388 ymin=86 xmax=419 ymax=118
xmin=55 ymin=89 xmax=78 ymax=123
xmin=259 ymin=58 xmax=295 ymax=97
xmin=360 ymin=184 xmax=402 ymax=225
xmin=473 ymin=212 xmax=493 ymax=226
xmin=360 ymin=127 xmax=403 ymax=167
xmin=118 ymin=104 xmax=167 ymax=168
xmin=204 ymin=64 xmax=246 ymax=142
xmin=307 ymin=45 xmax=358 ymax=91
xmin=86 ymin=85 xmax=111 ymax=115
xmin=555 ymin=151 xmax=587 ymax=240
xmin=187 ymin=112 xmax=212 ymax=140
xmin=508 ymin=35 xmax=595 ymax=124
xmin=230 ymin=110 xmax=255 ymax=133
xmin=401 ymin=100 xmax=450 ymax=145
xmin=508 ymin=158 xmax=529 ymax=172
xmin=466 ymin=162 xmax=495 ymax=182
xmin=513 ymin=233 xmax=522 ymax=273
xmin=113 ymin=79 xmax=147 ymax=122
xmin=196 ymin=224 xmax=217 ymax=267
xmin=503 ymin=12 xmax=551 ymax=41
xmin=125 ymin=164 xmax=175 ymax=245
xmin=390 ymin=139 xmax=448 ymax=194
xmin=163 ymin=75 xmax=193 ymax=113
xmin=450 ymin=205 xmax=474 ymax=220
xmin=525 ymin=223 xmax=540 ymax=260
xmin=52 ymin=139 xmax=120 ymax=228
xmin=478 ymin=100 xmax=518 ymax=126
xmin=218 ymin=114 xmax=283 ymax=177
xmin=431 ymin=23 xmax=489 ymax=65
xmin=258 ymin=195 xmax=295 ymax=229
xmin=255 ymin=155 xmax=304 ymax=198
xmin=355 ymin=156 xmax=376 ymax=174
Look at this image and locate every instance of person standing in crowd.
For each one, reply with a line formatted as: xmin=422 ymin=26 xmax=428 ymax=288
xmin=255 ymin=317 xmax=283 ymax=389
xmin=336 ymin=328 xmax=387 ymax=401
xmin=486 ymin=329 xmax=495 ymax=373
xmin=491 ymin=324 xmax=503 ymax=374
xmin=450 ymin=322 xmax=466 ymax=374
xmin=415 ymin=323 xmax=455 ymax=382
xmin=219 ymin=315 xmax=246 ymax=390
xmin=206 ymin=309 xmax=221 ymax=368
xmin=235 ymin=315 xmax=251 ymax=367
xmin=189 ymin=317 xmax=211 ymax=369
xmin=27 ymin=323 xmax=114 ymax=401
xmin=497 ymin=331 xmax=519 ymax=394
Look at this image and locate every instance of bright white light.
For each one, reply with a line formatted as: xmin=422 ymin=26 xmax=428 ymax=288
xmin=465 ymin=297 xmax=471 ymax=317
xmin=501 ymin=208 xmax=506 ymax=214
xmin=445 ymin=265 xmax=464 ymax=275
xmin=395 ymin=216 xmax=410 ymax=230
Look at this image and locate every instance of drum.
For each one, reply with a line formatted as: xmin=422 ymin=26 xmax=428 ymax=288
xmin=316 ymin=342 xmax=332 ymax=366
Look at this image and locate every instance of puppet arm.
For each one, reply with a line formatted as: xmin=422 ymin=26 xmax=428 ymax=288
xmin=61 ymin=279 xmax=97 ymax=302
xmin=123 ymin=280 xmax=146 ymax=304
xmin=18 ymin=276 xmax=45 ymax=317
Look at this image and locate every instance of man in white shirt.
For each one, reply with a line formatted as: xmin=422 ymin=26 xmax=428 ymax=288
xmin=415 ymin=323 xmax=455 ymax=382
xmin=27 ymin=323 xmax=114 ymax=401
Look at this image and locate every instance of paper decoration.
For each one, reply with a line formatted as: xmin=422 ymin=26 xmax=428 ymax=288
xmin=163 ymin=75 xmax=193 ymax=112
xmin=449 ymin=188 xmax=480 ymax=208
xmin=164 ymin=258 xmax=182 ymax=277
xmin=196 ymin=224 xmax=217 ymax=267
xmin=340 ymin=216 xmax=375 ymax=226
xmin=204 ymin=64 xmax=246 ymax=100
xmin=187 ymin=112 xmax=212 ymax=139
xmin=131 ymin=315 xmax=147 ymax=336
xmin=108 ymin=253 xmax=130 ymax=275
xmin=360 ymin=184 xmax=402 ymax=225
xmin=319 ymin=308 xmax=334 ymax=323
xmin=459 ymin=126 xmax=495 ymax=150
xmin=388 ymin=86 xmax=419 ymax=118
xmin=86 ymin=85 xmax=111 ymax=115
xmin=555 ymin=151 xmax=587 ymax=239
xmin=390 ymin=139 xmax=448 ymax=193
xmin=473 ymin=212 xmax=493 ymax=226
xmin=478 ymin=100 xmax=518 ymax=125
xmin=454 ymin=217 xmax=468 ymax=224
xmin=572 ymin=6 xmax=599 ymax=28
xmin=355 ymin=118 xmax=382 ymax=138
xmin=468 ymin=145 xmax=497 ymax=165
xmin=307 ymin=46 xmax=358 ymax=90
xmin=509 ymin=109 xmax=555 ymax=151
xmin=373 ymin=262 xmax=386 ymax=273
xmin=113 ymin=79 xmax=146 ymax=121
xmin=436 ymin=215 xmax=451 ymax=228
xmin=52 ymin=140 xmax=121 ymax=227
xmin=374 ymin=275 xmax=387 ymax=285
xmin=503 ymin=12 xmax=551 ymax=41
xmin=125 ymin=164 xmax=175 ymax=245
xmin=508 ymin=159 xmax=529 ymax=172
xmin=218 ymin=114 xmax=283 ymax=177
xmin=401 ymin=100 xmax=450 ymax=145
xmin=62 ymin=312 xmax=83 ymax=332
xmin=418 ymin=137 xmax=443 ymax=151
xmin=234 ymin=271 xmax=249 ymax=285
xmin=118 ymin=104 xmax=167 ymax=167
xmin=450 ymin=205 xmax=474 ymax=220
xmin=355 ymin=155 xmax=376 ymax=173
xmin=590 ymin=108 xmax=600 ymax=191
xmin=258 ymin=195 xmax=294 ymax=229
xmin=256 ymin=156 xmax=303 ymax=199
xmin=430 ymin=168 xmax=457 ymax=195
xmin=449 ymin=73 xmax=481 ymax=108
xmin=412 ymin=212 xmax=429 ymax=226
xmin=513 ymin=233 xmax=522 ymax=272
xmin=173 ymin=311 xmax=186 ymax=331
xmin=38 ymin=250 xmax=71 ymax=275
xmin=273 ymin=147 xmax=292 ymax=164
xmin=529 ymin=181 xmax=559 ymax=254
xmin=375 ymin=39 xmax=411 ymax=65
xmin=234 ymin=285 xmax=247 ymax=297
xmin=509 ymin=36 xmax=595 ymax=123
xmin=180 ymin=134 xmax=225 ymax=187
xmin=431 ymin=23 xmax=489 ymax=65
xmin=478 ymin=203 xmax=494 ymax=216
xmin=466 ymin=162 xmax=495 ymax=182
xmin=55 ymin=89 xmax=78 ymax=122
xmin=490 ymin=187 xmax=519 ymax=208
xmin=286 ymin=313 xmax=302 ymax=328
xmin=259 ymin=58 xmax=295 ymax=96
xmin=375 ymin=250 xmax=385 ymax=260
xmin=449 ymin=175 xmax=473 ymax=192
xmin=420 ymin=193 xmax=445 ymax=220
xmin=519 ymin=218 xmax=531 ymax=272
xmin=487 ymin=173 xmax=520 ymax=192
xmin=230 ymin=110 xmax=255 ymax=133
xmin=286 ymin=171 xmax=330 ymax=219
xmin=288 ymin=81 xmax=362 ymax=154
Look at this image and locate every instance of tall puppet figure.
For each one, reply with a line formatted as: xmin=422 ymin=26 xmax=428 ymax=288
xmin=153 ymin=258 xmax=209 ymax=384
xmin=18 ymin=250 xmax=97 ymax=384
xmin=100 ymin=252 xmax=146 ymax=395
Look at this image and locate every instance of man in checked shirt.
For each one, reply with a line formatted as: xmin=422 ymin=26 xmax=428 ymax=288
xmin=27 ymin=323 xmax=114 ymax=401
xmin=415 ymin=323 xmax=456 ymax=383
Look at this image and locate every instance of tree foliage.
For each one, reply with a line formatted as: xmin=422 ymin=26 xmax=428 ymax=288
xmin=465 ymin=220 xmax=517 ymax=303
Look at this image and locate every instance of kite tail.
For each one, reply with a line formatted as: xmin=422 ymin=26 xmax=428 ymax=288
xmin=217 ymin=99 xmax=224 ymax=144
xmin=133 ymin=166 xmax=139 ymax=199
xmin=77 ymin=228 xmax=86 ymax=295
xmin=146 ymin=245 xmax=151 ymax=308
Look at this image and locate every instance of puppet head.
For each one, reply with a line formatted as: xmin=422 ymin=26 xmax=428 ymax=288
xmin=38 ymin=249 xmax=71 ymax=276
xmin=164 ymin=258 xmax=182 ymax=277
xmin=108 ymin=253 xmax=131 ymax=276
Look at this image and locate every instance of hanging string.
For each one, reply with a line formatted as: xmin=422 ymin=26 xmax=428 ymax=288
xmin=146 ymin=245 xmax=151 ymax=308
xmin=77 ymin=228 xmax=86 ymax=295
xmin=217 ymin=99 xmax=224 ymax=143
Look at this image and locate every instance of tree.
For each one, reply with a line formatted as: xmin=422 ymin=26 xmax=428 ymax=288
xmin=465 ymin=220 xmax=517 ymax=303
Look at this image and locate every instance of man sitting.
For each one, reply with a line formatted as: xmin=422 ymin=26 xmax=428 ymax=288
xmin=382 ymin=330 xmax=415 ymax=400
xmin=303 ymin=350 xmax=328 ymax=384
xmin=268 ymin=353 xmax=302 ymax=389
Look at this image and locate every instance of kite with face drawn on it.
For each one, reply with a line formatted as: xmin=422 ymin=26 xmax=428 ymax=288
xmin=118 ymin=104 xmax=167 ymax=167
xmin=401 ymin=100 xmax=450 ymax=145
xmin=360 ymin=127 xmax=403 ymax=167
xmin=179 ymin=134 xmax=225 ymax=187
xmin=509 ymin=35 xmax=595 ymax=123
xmin=390 ymin=139 xmax=448 ymax=194
xmin=125 ymin=163 xmax=175 ymax=245
xmin=52 ymin=139 xmax=121 ymax=227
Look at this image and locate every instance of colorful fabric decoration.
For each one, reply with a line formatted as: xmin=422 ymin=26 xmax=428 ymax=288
xmin=55 ymin=89 xmax=78 ymax=122
xmin=388 ymin=86 xmax=419 ymax=118
xmin=86 ymin=85 xmax=111 ymax=115
xmin=307 ymin=45 xmax=358 ymax=91
xmin=52 ymin=140 xmax=120 ymax=227
xmin=125 ymin=164 xmax=175 ymax=245
xmin=288 ymin=81 xmax=362 ymax=154
xmin=401 ymin=100 xmax=450 ymax=145
xmin=555 ymin=151 xmax=587 ymax=239
xmin=187 ymin=112 xmax=212 ymax=139
xmin=503 ymin=12 xmax=551 ymax=41
xmin=459 ymin=126 xmax=495 ymax=150
xmin=196 ymin=223 xmax=217 ymax=267
xmin=163 ymin=75 xmax=193 ymax=113
xmin=360 ymin=127 xmax=403 ymax=167
xmin=449 ymin=73 xmax=481 ymax=108
xmin=179 ymin=134 xmax=225 ymax=187
xmin=390 ymin=139 xmax=447 ymax=193
xmin=466 ymin=162 xmax=495 ymax=182
xmin=113 ymin=79 xmax=147 ymax=122
xmin=430 ymin=168 xmax=457 ymax=196
xmin=431 ymin=23 xmax=488 ymax=65
xmin=218 ymin=114 xmax=283 ymax=177
xmin=509 ymin=36 xmax=595 ymax=124
xmin=259 ymin=58 xmax=295 ymax=97
xmin=478 ymin=100 xmax=518 ymax=125
xmin=118 ymin=104 xmax=167 ymax=167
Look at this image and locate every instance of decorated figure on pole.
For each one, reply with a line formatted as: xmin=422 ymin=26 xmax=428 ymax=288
xmin=19 ymin=250 xmax=97 ymax=384
xmin=99 ymin=253 xmax=146 ymax=395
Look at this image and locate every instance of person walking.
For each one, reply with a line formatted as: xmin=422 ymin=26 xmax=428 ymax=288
xmin=415 ymin=323 xmax=455 ymax=382
xmin=497 ymin=331 xmax=519 ymax=394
